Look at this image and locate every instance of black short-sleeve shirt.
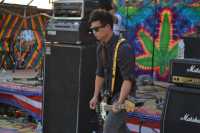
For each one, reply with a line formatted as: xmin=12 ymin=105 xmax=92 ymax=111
xmin=96 ymin=34 xmax=136 ymax=95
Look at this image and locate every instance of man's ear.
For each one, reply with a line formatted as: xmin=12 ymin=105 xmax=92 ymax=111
xmin=105 ymin=24 xmax=111 ymax=30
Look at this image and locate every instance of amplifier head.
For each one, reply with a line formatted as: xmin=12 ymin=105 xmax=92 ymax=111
xmin=53 ymin=0 xmax=99 ymax=21
xmin=169 ymin=58 xmax=200 ymax=87
xmin=45 ymin=21 xmax=98 ymax=44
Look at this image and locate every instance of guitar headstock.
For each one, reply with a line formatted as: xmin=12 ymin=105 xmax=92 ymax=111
xmin=124 ymin=100 xmax=135 ymax=112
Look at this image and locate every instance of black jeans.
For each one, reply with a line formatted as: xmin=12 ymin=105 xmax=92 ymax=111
xmin=103 ymin=94 xmax=131 ymax=133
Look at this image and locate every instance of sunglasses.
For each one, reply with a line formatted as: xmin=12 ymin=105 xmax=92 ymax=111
xmin=90 ymin=25 xmax=106 ymax=32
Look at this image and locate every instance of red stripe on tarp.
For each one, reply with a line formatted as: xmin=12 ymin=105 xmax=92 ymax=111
xmin=126 ymin=117 xmax=160 ymax=129
xmin=27 ymin=95 xmax=42 ymax=103
xmin=0 ymin=93 xmax=41 ymax=115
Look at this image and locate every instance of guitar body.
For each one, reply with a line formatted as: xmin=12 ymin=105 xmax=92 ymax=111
xmin=96 ymin=96 xmax=110 ymax=122
xmin=96 ymin=98 xmax=135 ymax=121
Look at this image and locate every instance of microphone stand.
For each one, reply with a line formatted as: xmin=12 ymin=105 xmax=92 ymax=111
xmin=132 ymin=112 xmax=158 ymax=133
xmin=122 ymin=0 xmax=154 ymax=37
xmin=196 ymin=20 xmax=200 ymax=37
xmin=151 ymin=0 xmax=157 ymax=85
xmin=125 ymin=1 xmax=129 ymax=36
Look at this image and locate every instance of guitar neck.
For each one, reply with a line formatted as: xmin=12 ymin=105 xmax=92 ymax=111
xmin=104 ymin=104 xmax=125 ymax=112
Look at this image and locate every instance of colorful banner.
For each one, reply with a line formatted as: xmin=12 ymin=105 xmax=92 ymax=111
xmin=114 ymin=0 xmax=200 ymax=7
xmin=116 ymin=0 xmax=200 ymax=81
xmin=0 ymin=12 xmax=47 ymax=69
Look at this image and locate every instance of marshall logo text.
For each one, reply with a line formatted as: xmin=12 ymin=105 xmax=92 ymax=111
xmin=180 ymin=114 xmax=200 ymax=124
xmin=187 ymin=65 xmax=200 ymax=74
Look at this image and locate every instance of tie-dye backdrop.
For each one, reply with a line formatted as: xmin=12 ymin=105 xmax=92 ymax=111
xmin=114 ymin=0 xmax=200 ymax=81
xmin=0 ymin=1 xmax=200 ymax=81
xmin=0 ymin=12 xmax=47 ymax=69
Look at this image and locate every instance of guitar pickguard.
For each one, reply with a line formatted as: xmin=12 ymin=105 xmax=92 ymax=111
xmin=100 ymin=101 xmax=107 ymax=120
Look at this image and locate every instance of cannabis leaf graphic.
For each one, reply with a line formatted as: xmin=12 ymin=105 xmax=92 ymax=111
xmin=135 ymin=9 xmax=179 ymax=77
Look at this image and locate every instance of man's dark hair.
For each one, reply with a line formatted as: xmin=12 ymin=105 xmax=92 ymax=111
xmin=89 ymin=11 xmax=113 ymax=30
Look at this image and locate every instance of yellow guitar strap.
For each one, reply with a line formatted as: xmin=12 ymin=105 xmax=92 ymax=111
xmin=111 ymin=38 xmax=125 ymax=95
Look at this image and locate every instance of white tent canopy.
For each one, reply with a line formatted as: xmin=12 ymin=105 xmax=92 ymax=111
xmin=1 ymin=0 xmax=54 ymax=9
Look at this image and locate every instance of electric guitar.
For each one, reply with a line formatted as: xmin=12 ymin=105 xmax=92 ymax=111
xmin=96 ymin=100 xmax=135 ymax=120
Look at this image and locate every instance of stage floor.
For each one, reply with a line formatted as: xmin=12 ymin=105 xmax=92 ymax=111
xmin=136 ymin=81 xmax=170 ymax=112
xmin=0 ymin=69 xmax=42 ymax=90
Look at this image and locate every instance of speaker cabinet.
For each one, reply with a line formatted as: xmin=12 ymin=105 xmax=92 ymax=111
xmin=161 ymin=85 xmax=200 ymax=133
xmin=43 ymin=44 xmax=98 ymax=133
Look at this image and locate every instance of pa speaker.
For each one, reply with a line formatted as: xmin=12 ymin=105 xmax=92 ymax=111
xmin=182 ymin=37 xmax=200 ymax=59
xmin=161 ymin=85 xmax=200 ymax=133
xmin=43 ymin=44 xmax=98 ymax=133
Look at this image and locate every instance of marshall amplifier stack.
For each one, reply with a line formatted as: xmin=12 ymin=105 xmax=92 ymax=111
xmin=45 ymin=0 xmax=99 ymax=44
xmin=160 ymin=36 xmax=200 ymax=133
xmin=168 ymin=58 xmax=200 ymax=88
xmin=161 ymin=58 xmax=200 ymax=133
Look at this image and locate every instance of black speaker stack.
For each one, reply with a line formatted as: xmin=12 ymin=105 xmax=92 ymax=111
xmin=43 ymin=44 xmax=98 ymax=133
xmin=161 ymin=37 xmax=200 ymax=133
xmin=43 ymin=1 xmax=100 ymax=132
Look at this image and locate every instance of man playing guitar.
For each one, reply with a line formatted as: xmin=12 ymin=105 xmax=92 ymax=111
xmin=89 ymin=11 xmax=137 ymax=133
